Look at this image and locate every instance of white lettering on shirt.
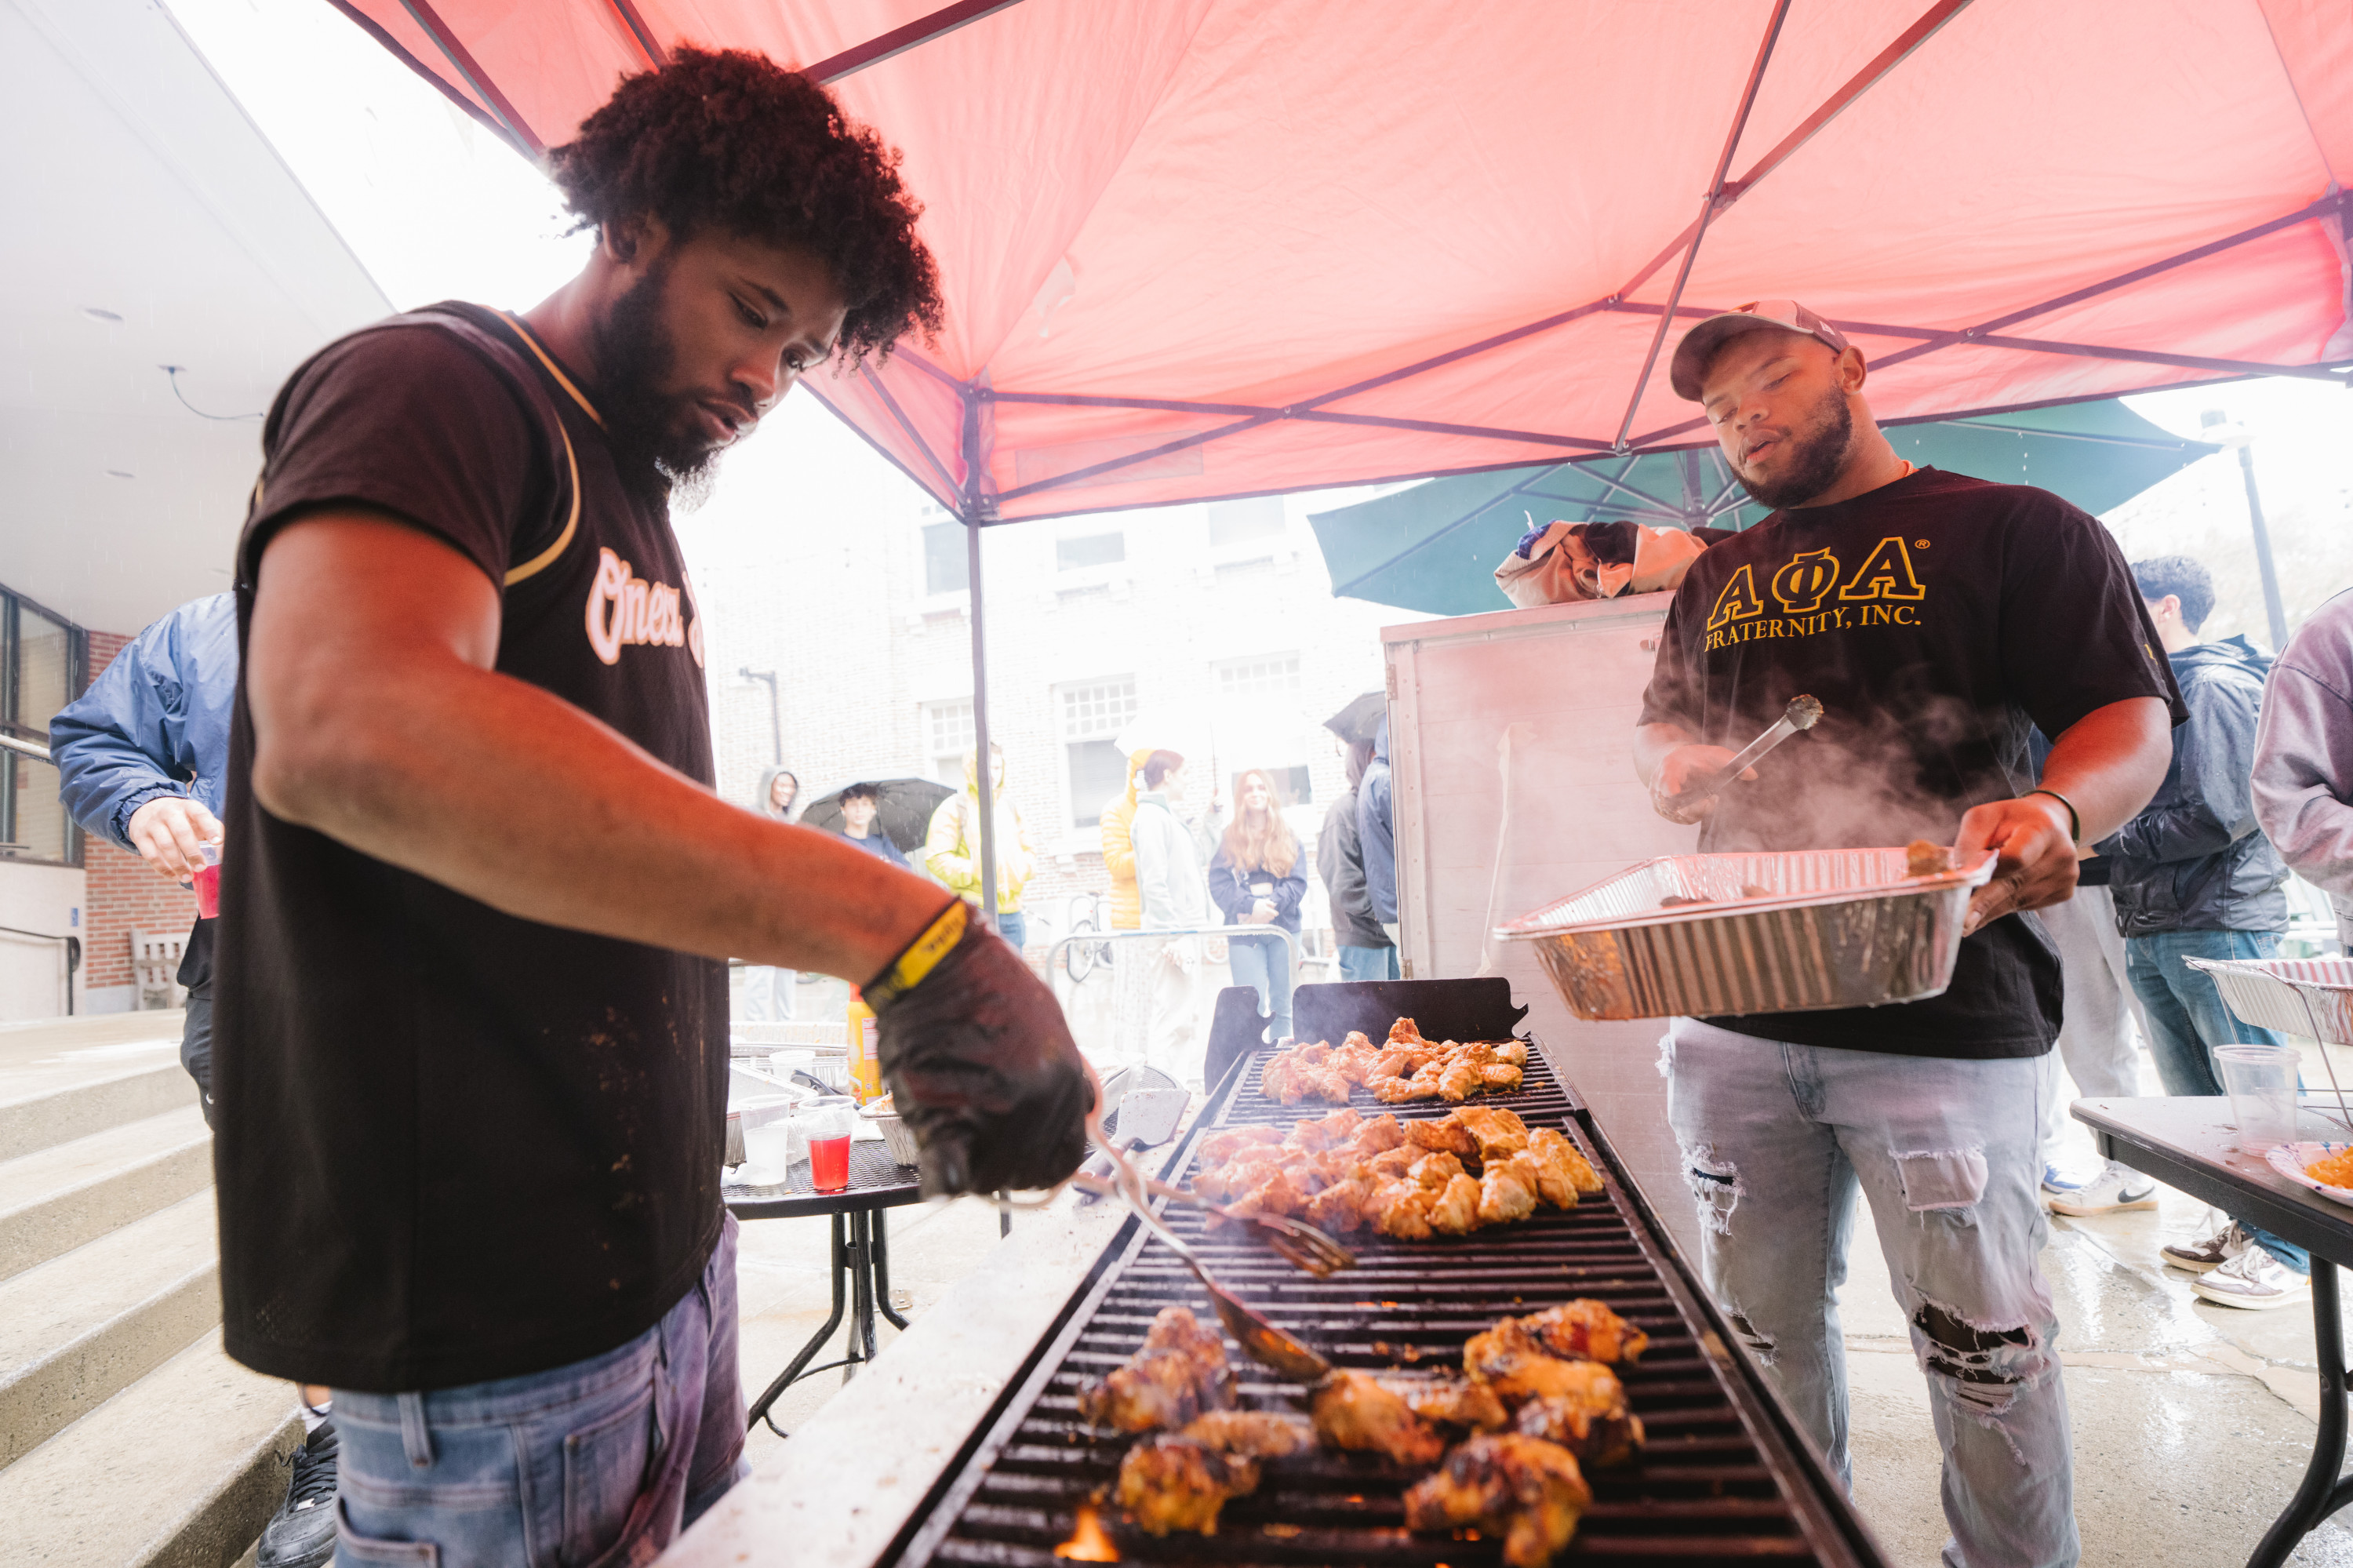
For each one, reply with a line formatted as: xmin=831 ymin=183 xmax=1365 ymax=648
xmin=584 ymin=547 xmax=689 ymax=665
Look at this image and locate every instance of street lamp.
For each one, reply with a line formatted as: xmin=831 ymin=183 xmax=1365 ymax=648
xmin=739 ymin=667 xmax=782 ymax=765
xmin=2199 ymin=409 xmax=2289 ymax=652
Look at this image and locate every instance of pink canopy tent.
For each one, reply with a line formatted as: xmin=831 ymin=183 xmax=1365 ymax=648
xmin=329 ymin=0 xmax=2351 ymax=913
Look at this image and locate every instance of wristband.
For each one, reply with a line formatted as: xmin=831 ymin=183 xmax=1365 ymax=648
xmin=2027 ymin=788 xmax=2080 ymax=844
xmin=864 ymin=898 xmax=969 ymax=1010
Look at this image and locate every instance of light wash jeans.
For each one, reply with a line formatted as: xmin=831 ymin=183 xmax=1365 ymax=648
xmin=1337 ymin=944 xmax=1400 ymax=982
xmin=1664 ymin=1018 xmax=2078 ymax=1568
xmin=333 ymin=1216 xmax=748 ymax=1566
xmin=1224 ymin=928 xmax=1294 ymax=1042
xmin=2035 ymin=890 xmax=2146 ymax=1159
xmin=2126 ymin=926 xmax=2309 ymax=1273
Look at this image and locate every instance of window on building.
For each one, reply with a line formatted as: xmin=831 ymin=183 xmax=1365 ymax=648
xmin=922 ymin=520 xmax=970 ymax=596
xmin=0 ymin=589 xmax=86 ymax=867
xmin=1217 ymin=653 xmax=1301 ymax=699
xmin=1055 ymin=530 xmax=1125 ymax=571
xmin=1207 ymin=497 xmax=1285 ymax=547
xmin=1058 ymin=677 xmax=1138 ymax=829
xmin=925 ymin=697 xmax=975 ymax=786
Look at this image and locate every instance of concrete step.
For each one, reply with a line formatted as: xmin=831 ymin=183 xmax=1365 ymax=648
xmin=0 ymin=1016 xmax=189 ymax=1163
xmin=0 ymin=1188 xmax=219 ymax=1467
xmin=0 ymin=1104 xmax=212 ymax=1282
xmin=0 ymin=1326 xmax=301 ymax=1567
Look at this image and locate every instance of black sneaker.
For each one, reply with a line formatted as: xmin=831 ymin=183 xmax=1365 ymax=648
xmin=256 ymin=1419 xmax=338 ymax=1568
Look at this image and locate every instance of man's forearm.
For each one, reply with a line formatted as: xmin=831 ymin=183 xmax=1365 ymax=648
xmin=1631 ymin=722 xmax=1693 ymax=788
xmin=2037 ymin=697 xmax=2173 ymax=845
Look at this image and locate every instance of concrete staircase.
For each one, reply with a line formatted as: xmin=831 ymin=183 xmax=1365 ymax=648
xmin=0 ymin=1013 xmax=300 ymax=1565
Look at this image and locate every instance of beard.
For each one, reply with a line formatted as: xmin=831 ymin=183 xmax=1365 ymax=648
xmin=588 ymin=257 xmax=727 ymax=508
xmin=1731 ymin=384 xmax=1854 ymax=509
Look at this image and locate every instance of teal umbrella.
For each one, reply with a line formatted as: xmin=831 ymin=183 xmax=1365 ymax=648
xmin=1309 ymin=399 xmax=2217 ymax=616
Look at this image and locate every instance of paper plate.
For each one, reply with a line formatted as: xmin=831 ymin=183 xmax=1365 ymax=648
xmin=2264 ymin=1141 xmax=2353 ymax=1207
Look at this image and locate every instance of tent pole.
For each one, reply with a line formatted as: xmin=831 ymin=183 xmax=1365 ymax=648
xmin=960 ymin=391 xmax=999 ymax=928
xmin=2238 ymin=442 xmax=2291 ymax=650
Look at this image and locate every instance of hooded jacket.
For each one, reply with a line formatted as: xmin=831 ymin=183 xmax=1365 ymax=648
xmin=2254 ymin=588 xmax=2353 ymax=903
xmin=1132 ymin=789 xmax=1208 ymax=929
xmin=2099 ymin=635 xmax=2289 ymax=937
xmin=1357 ymin=716 xmax=1398 ymax=925
xmin=53 ymin=593 xmax=237 ymax=850
xmin=1097 ymin=745 xmax=1154 ymax=930
xmin=1319 ymin=746 xmax=1389 ymax=949
xmin=755 ymin=764 xmax=799 ymax=822
xmin=926 ymin=748 xmax=1035 ymax=911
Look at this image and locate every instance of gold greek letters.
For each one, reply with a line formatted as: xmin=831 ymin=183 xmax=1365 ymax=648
xmin=1770 ymin=548 xmax=1842 ymax=613
xmin=1838 ymin=537 xmax=1927 ymax=601
xmin=1707 ymin=564 xmax=1766 ymax=631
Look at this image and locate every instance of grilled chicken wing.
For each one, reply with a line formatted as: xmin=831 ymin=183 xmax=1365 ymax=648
xmin=1330 ymin=1044 xmax=1382 ymax=1084
xmin=1518 ymin=1300 xmax=1649 ymax=1365
xmin=1311 ymin=1370 xmax=1446 ymax=1465
xmin=1478 ymin=1156 xmax=1540 ymax=1227
xmin=1347 ymin=1113 xmax=1407 ymax=1156
xmin=1453 ymin=1105 xmax=1531 ymax=1162
xmin=1259 ymin=1053 xmax=1304 ymax=1104
xmin=1180 ymin=1410 xmax=1317 ymax=1458
xmin=1464 ymin=1318 xmax=1599 ymax=1405
xmin=1198 ymin=1126 xmax=1285 ymax=1166
xmin=1368 ymin=1180 xmax=1435 ymax=1239
xmin=1364 ymin=1145 xmax=1417 ymax=1182
xmin=1372 ymin=1071 xmax=1441 ymax=1104
xmin=1511 ymin=1361 xmax=1645 ymax=1468
xmin=1403 ymin=1433 xmax=1591 ymax=1568
xmin=1480 ymin=1063 xmax=1526 ymax=1093
xmin=1343 ymin=1030 xmax=1374 ymax=1051
xmin=1402 ymin=1116 xmax=1478 ymax=1159
xmin=1287 ymin=1107 xmax=1362 ymax=1151
xmin=1078 ymin=1308 xmax=1236 ymax=1432
xmin=1405 ymin=1377 xmax=1511 ymax=1432
xmin=1427 ymin=1172 xmax=1482 ymax=1235
xmin=1408 ymin=1151 xmax=1466 ymax=1188
xmin=1521 ymin=1129 xmax=1602 ymax=1206
xmin=1387 ymin=1017 xmax=1427 ymax=1048
xmin=1116 ymin=1434 xmax=1262 ymax=1536
xmin=1304 ymin=1176 xmax=1371 ymax=1234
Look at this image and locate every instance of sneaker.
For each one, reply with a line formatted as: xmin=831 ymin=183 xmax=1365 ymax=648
xmin=256 ymin=1419 xmax=338 ymax=1568
xmin=2041 ymin=1162 xmax=2087 ymax=1195
xmin=2191 ymin=1245 xmax=2313 ymax=1311
xmin=2046 ymin=1162 xmax=2158 ymax=1216
xmin=2161 ymin=1221 xmax=2250 ymax=1274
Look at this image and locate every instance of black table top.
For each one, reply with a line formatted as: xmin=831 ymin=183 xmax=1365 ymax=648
xmin=723 ymin=1138 xmax=926 ymax=1220
xmin=2074 ymin=1096 xmax=2353 ymax=1269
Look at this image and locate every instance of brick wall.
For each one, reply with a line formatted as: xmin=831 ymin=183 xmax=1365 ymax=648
xmin=77 ymin=628 xmax=197 ymax=999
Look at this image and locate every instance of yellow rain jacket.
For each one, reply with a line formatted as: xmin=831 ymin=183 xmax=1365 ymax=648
xmin=925 ymin=748 xmax=1035 ymax=911
xmin=1097 ymin=746 xmax=1155 ymax=929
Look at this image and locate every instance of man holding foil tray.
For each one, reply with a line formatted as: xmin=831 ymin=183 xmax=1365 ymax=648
xmin=1632 ymin=300 xmax=2180 ymax=1568
xmin=216 ymin=53 xmax=1089 ymax=1566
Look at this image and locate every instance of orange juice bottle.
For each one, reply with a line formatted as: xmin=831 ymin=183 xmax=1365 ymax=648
xmin=846 ymin=988 xmax=882 ymax=1103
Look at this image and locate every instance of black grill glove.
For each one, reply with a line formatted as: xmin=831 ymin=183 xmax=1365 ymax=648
xmin=864 ymin=899 xmax=1093 ymax=1198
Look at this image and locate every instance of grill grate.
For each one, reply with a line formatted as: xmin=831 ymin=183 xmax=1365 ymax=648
xmin=891 ymin=1043 xmax=1886 ymax=1567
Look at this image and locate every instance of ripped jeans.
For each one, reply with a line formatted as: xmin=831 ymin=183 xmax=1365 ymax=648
xmin=1664 ymin=1018 xmax=2076 ymax=1568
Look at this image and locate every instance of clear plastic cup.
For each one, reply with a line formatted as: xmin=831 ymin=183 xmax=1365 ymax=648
xmin=2217 ymin=1044 xmax=2301 ymax=1151
xmin=191 ymin=840 xmax=222 ymax=919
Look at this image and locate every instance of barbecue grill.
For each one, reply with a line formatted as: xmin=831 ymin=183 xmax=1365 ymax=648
xmin=884 ymin=980 xmax=1892 ymax=1567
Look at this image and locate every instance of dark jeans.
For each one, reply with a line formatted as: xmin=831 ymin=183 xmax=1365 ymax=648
xmin=2126 ymin=927 xmax=2308 ymax=1273
xmin=181 ymin=981 xmax=215 ymax=1130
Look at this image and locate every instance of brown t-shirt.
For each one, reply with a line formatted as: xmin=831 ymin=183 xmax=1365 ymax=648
xmin=1638 ymin=467 xmax=2185 ymax=1059
xmin=215 ymin=304 xmax=727 ymax=1391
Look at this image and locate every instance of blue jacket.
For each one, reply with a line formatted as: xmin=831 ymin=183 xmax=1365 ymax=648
xmin=1207 ymin=840 xmax=1307 ymax=934
xmin=52 ymin=595 xmax=238 ymax=851
xmin=838 ymin=827 xmax=912 ymax=870
xmin=2099 ymin=635 xmax=2290 ymax=937
xmin=1358 ymin=715 xmax=1397 ymax=924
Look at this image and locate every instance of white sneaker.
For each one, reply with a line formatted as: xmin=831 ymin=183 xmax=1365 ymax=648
xmin=2191 ymin=1244 xmax=2312 ymax=1311
xmin=2046 ymin=1162 xmax=2158 ymax=1217
xmin=2161 ymin=1221 xmax=2249 ymax=1274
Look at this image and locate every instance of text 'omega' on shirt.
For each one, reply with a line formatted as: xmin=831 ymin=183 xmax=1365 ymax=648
xmin=585 ymin=546 xmax=691 ymax=665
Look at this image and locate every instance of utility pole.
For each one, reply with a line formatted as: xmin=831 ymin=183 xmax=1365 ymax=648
xmin=739 ymin=667 xmax=782 ymax=764
xmin=2201 ymin=409 xmax=2289 ymax=651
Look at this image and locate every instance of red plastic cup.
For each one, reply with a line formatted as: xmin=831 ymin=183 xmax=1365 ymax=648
xmin=192 ymin=844 xmax=221 ymax=919
xmin=808 ymin=1134 xmax=852 ymax=1193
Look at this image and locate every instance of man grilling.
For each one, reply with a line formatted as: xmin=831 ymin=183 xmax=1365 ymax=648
xmin=1633 ymin=301 xmax=2178 ymax=1568
xmin=218 ymin=51 xmax=1089 ymax=1564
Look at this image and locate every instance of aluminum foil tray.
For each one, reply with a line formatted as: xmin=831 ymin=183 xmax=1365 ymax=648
xmin=1497 ymin=846 xmax=1995 ymax=1020
xmin=2186 ymin=955 xmax=2353 ymax=1045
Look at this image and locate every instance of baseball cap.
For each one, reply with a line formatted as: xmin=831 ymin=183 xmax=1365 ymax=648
xmin=1668 ymin=300 xmax=1850 ymax=402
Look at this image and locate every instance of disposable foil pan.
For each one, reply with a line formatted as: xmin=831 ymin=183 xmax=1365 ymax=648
xmin=1496 ymin=846 xmax=1995 ymax=1020
xmin=2185 ymin=956 xmax=2353 ymax=1045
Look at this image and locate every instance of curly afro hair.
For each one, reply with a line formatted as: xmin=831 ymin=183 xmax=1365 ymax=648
xmin=546 ymin=47 xmax=943 ymax=368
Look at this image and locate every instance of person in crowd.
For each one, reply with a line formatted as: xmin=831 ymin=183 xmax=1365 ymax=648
xmin=2025 ymin=729 xmax=2152 ymax=1210
xmin=2253 ymin=587 xmax=2353 ymax=923
xmin=741 ymin=763 xmax=804 ymax=1020
xmin=1133 ymin=750 xmax=1210 ymax=1083
xmin=1100 ymin=744 xmax=1155 ymax=930
xmin=1358 ymin=715 xmax=1398 ymax=944
xmin=1638 ymin=299 xmax=2177 ymax=1568
xmin=216 ymin=51 xmax=1087 ymax=1566
xmin=1209 ymin=768 xmax=1307 ymax=1042
xmin=51 ymin=595 xmax=342 ymax=1568
xmin=834 ymin=780 xmax=911 ymax=868
xmin=2095 ymin=555 xmax=2301 ymax=1308
xmin=1320 ymin=738 xmax=1398 ymax=981
xmin=926 ymin=742 xmax=1037 ymax=948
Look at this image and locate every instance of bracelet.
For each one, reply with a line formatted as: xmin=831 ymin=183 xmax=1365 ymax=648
xmin=864 ymin=898 xmax=969 ymax=1010
xmin=2027 ymin=788 xmax=2081 ymax=844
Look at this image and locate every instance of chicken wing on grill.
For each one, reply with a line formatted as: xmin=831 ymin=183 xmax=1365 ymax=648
xmin=1198 ymin=1126 xmax=1284 ymax=1166
xmin=1518 ymin=1299 xmax=1649 ymax=1365
xmin=1367 ymin=1180 xmax=1435 ymax=1239
xmin=1364 ymin=1145 xmax=1418 ymax=1183
xmin=1115 ymin=1434 xmax=1262 ymax=1536
xmin=1329 ymin=1043 xmax=1383 ymax=1084
xmin=1453 ymin=1105 xmax=1531 ymax=1162
xmin=1287 ymin=1107 xmax=1362 ymax=1152
xmin=1511 ymin=1360 xmax=1645 ymax=1467
xmin=1311 ymin=1370 xmax=1446 ymax=1465
xmin=1304 ymin=1175 xmax=1371 ymax=1234
xmin=1294 ymin=1040 xmax=1333 ymax=1065
xmin=1403 ymin=1432 xmax=1591 ymax=1568
xmin=1078 ymin=1307 xmax=1236 ymax=1432
xmin=1437 ymin=1059 xmax=1485 ymax=1102
xmin=1181 ymin=1409 xmax=1318 ymax=1458
xmin=1402 ymin=1116 xmax=1478 ymax=1159
xmin=1481 ymin=1063 xmax=1526 ymax=1093
xmin=1478 ymin=1155 xmax=1540 ymax=1227
xmin=1464 ymin=1318 xmax=1602 ymax=1405
xmin=1520 ymin=1129 xmax=1603 ymax=1206
xmin=1371 ymin=1070 xmax=1442 ymax=1104
xmin=1408 ymin=1150 xmax=1466 ymax=1187
xmin=1387 ymin=1017 xmax=1427 ymax=1048
xmin=1427 ymin=1172 xmax=1482 ymax=1235
xmin=1405 ymin=1377 xmax=1511 ymax=1432
xmin=1347 ymin=1113 xmax=1407 ymax=1156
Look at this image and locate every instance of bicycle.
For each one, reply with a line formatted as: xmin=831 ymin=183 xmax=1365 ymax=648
xmin=1062 ymin=890 xmax=1117 ymax=984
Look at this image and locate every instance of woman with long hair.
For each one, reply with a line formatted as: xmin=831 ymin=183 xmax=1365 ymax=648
xmin=1208 ymin=769 xmax=1307 ymax=1044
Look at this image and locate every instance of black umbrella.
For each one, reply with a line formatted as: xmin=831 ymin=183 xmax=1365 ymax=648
xmin=800 ymin=777 xmax=956 ymax=855
xmin=1324 ymin=691 xmax=1385 ymax=746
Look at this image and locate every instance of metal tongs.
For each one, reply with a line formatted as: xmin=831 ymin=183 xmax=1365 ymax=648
xmin=1680 ymin=693 xmax=1824 ymax=807
xmin=1085 ymin=1102 xmax=1336 ymax=1382
xmin=1068 ymin=1170 xmax=1355 ymax=1276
